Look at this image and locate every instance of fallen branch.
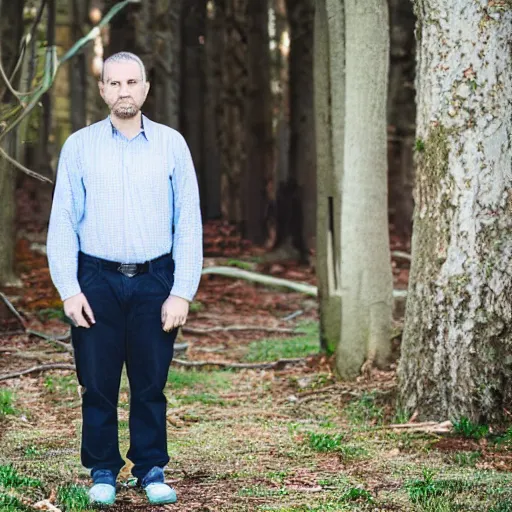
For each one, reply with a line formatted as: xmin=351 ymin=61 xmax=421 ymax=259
xmin=27 ymin=329 xmax=72 ymax=352
xmin=382 ymin=420 xmax=453 ymax=434
xmin=0 ymin=363 xmax=75 ymax=381
xmin=391 ymin=250 xmax=412 ymax=262
xmin=183 ymin=325 xmax=307 ymax=334
xmin=202 ymin=266 xmax=407 ymax=299
xmin=0 ymin=291 xmax=27 ymax=329
xmin=171 ymin=357 xmax=307 ymax=370
xmin=202 ymin=266 xmax=317 ymax=295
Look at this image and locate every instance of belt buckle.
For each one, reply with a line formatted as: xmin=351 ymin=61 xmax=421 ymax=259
xmin=117 ymin=263 xmax=139 ymax=277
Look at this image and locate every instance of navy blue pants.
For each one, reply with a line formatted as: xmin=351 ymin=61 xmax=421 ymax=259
xmin=71 ymin=251 xmax=177 ymax=481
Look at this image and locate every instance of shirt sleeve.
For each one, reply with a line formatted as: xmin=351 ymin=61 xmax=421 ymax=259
xmin=46 ymin=136 xmax=85 ymax=301
xmin=170 ymin=133 xmax=203 ymax=302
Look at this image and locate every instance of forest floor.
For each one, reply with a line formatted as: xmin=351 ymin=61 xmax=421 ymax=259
xmin=1 ymin=219 xmax=512 ymax=511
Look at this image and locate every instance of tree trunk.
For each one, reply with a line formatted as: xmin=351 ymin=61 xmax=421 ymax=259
xmin=278 ymin=0 xmax=315 ymax=257
xmin=218 ymin=0 xmax=247 ymax=224
xmin=315 ymin=0 xmax=342 ymax=353
xmin=398 ymin=1 xmax=512 ymax=423
xmin=338 ymin=0 xmax=392 ymax=378
xmin=153 ymin=0 xmax=182 ymax=129
xmin=70 ymin=0 xmax=87 ymax=131
xmin=243 ymin=0 xmax=272 ymax=244
xmin=0 ymin=0 xmax=24 ymax=287
xmin=181 ymin=0 xmax=207 ymax=212
xmin=315 ymin=0 xmax=393 ymax=375
xmin=387 ymin=0 xmax=416 ymax=239
xmin=203 ymin=1 xmax=222 ymax=219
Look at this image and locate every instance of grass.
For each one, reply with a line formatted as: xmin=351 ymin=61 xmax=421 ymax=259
xmin=344 ymin=392 xmax=384 ymax=425
xmin=56 ymin=483 xmax=90 ymax=512
xmin=451 ymin=451 xmax=482 ymax=467
xmin=307 ymin=432 xmax=344 ymax=452
xmin=244 ymin=321 xmax=319 ymax=362
xmin=2 ymin=327 xmax=512 ymax=511
xmin=0 ymin=493 xmax=31 ymax=512
xmin=43 ymin=375 xmax=77 ymax=395
xmin=0 ymin=465 xmax=41 ymax=488
xmin=167 ymin=368 xmax=232 ymax=391
xmin=0 ymin=390 xmax=15 ymax=417
xmin=452 ymin=416 xmax=489 ymax=440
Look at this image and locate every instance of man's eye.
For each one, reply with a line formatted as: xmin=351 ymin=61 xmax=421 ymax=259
xmin=110 ymin=82 xmax=119 ymax=87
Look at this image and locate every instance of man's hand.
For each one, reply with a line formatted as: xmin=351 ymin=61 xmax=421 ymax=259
xmin=63 ymin=292 xmax=96 ymax=328
xmin=162 ymin=295 xmax=189 ymax=332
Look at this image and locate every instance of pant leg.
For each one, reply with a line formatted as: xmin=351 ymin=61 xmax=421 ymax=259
xmin=71 ymin=255 xmax=126 ymax=477
xmin=125 ymin=257 xmax=177 ymax=480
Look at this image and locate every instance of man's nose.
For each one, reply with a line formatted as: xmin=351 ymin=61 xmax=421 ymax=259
xmin=119 ymin=83 xmax=129 ymax=96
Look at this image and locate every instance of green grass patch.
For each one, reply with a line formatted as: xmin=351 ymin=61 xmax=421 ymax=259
xmin=341 ymin=486 xmax=373 ymax=503
xmin=167 ymin=369 xmax=232 ymax=391
xmin=307 ymin=432 xmax=344 ymax=452
xmin=0 ymin=492 xmax=31 ymax=512
xmin=43 ymin=375 xmax=77 ymax=395
xmin=176 ymin=392 xmax=226 ymax=406
xmin=344 ymin=392 xmax=383 ymax=425
xmin=238 ymin=485 xmax=289 ymax=498
xmin=452 ymin=416 xmax=489 ymax=440
xmin=0 ymin=465 xmax=41 ymax=488
xmin=451 ymin=450 xmax=481 ymax=467
xmin=23 ymin=445 xmax=45 ymax=458
xmin=244 ymin=321 xmax=319 ymax=362
xmin=56 ymin=484 xmax=90 ymax=512
xmin=0 ymin=390 xmax=15 ymax=417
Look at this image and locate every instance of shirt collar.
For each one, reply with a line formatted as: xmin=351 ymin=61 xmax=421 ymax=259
xmin=107 ymin=113 xmax=150 ymax=141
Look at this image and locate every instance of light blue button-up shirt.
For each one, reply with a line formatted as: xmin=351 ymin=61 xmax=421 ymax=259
xmin=46 ymin=115 xmax=203 ymax=302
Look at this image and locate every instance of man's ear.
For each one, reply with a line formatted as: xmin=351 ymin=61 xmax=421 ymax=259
xmin=145 ymin=81 xmax=150 ymax=99
xmin=98 ymin=81 xmax=105 ymax=98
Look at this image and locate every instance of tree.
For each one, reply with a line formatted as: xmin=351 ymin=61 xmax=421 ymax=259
xmin=70 ymin=0 xmax=88 ymax=131
xmin=315 ymin=0 xmax=393 ymax=378
xmin=274 ymin=0 xmax=315 ymax=261
xmin=398 ymin=1 xmax=512 ymax=422
xmin=181 ymin=0 xmax=207 ymax=212
xmin=243 ymin=0 xmax=273 ymax=244
xmin=216 ymin=0 xmax=247 ymax=224
xmin=0 ymin=0 xmax=24 ymax=287
xmin=387 ymin=0 xmax=416 ymax=238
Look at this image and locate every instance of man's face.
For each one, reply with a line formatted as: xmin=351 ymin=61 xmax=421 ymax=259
xmin=99 ymin=60 xmax=150 ymax=119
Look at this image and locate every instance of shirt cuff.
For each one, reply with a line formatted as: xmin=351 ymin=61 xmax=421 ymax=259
xmin=170 ymin=284 xmax=194 ymax=303
xmin=58 ymin=282 xmax=82 ymax=302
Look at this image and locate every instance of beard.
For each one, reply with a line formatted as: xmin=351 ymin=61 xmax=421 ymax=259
xmin=112 ymin=99 xmax=138 ymax=119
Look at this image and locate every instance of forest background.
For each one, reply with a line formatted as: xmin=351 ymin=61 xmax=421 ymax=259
xmin=0 ymin=1 xmax=511 ymax=511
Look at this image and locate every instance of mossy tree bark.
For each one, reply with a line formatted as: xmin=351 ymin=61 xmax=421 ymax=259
xmin=398 ymin=1 xmax=512 ymax=422
xmin=315 ymin=0 xmax=393 ymax=377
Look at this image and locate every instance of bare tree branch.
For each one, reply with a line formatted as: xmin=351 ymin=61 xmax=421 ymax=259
xmin=0 ymin=291 xmax=27 ymax=329
xmin=0 ymin=363 xmax=75 ymax=381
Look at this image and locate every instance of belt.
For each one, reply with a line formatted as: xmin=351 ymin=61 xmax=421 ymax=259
xmin=80 ymin=252 xmax=172 ymax=278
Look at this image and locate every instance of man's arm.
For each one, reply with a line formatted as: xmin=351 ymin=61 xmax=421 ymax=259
xmin=46 ymin=136 xmax=85 ymax=301
xmin=169 ymin=133 xmax=203 ymax=302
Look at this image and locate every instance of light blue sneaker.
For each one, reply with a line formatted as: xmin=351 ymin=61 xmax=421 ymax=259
xmin=88 ymin=483 xmax=116 ymax=505
xmin=145 ymin=482 xmax=177 ymax=504
xmin=88 ymin=469 xmax=116 ymax=506
xmin=141 ymin=467 xmax=177 ymax=505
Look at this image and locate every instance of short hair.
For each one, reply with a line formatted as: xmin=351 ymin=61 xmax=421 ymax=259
xmin=101 ymin=52 xmax=147 ymax=83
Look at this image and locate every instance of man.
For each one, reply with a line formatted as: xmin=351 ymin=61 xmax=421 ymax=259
xmin=46 ymin=51 xmax=202 ymax=506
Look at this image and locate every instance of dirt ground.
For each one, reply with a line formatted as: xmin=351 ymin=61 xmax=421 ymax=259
xmin=1 ymin=222 xmax=512 ymax=511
